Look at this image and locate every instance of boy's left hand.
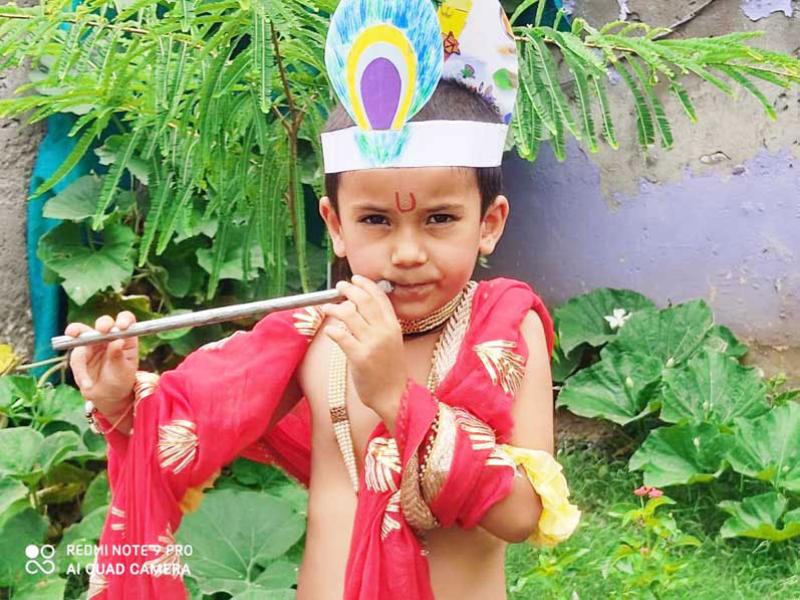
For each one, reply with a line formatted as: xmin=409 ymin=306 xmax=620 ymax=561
xmin=321 ymin=275 xmax=408 ymax=417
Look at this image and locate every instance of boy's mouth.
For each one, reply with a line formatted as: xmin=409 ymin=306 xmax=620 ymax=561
xmin=391 ymin=281 xmax=435 ymax=297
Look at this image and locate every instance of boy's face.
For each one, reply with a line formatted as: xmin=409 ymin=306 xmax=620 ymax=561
xmin=319 ymin=166 xmax=508 ymax=321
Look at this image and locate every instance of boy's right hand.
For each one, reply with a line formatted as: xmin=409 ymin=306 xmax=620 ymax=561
xmin=65 ymin=311 xmax=139 ymax=420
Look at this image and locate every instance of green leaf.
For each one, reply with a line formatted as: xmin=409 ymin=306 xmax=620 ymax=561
xmin=608 ymin=299 xmax=714 ymax=368
xmin=177 ymin=489 xmax=305 ymax=596
xmin=33 ymin=384 xmax=85 ymax=429
xmin=93 ymin=128 xmax=144 ymax=229
xmin=554 ymin=288 xmax=655 ymax=355
xmin=719 ymin=492 xmax=800 ymax=541
xmin=0 ymin=508 xmax=48 ymax=588
xmin=37 ymin=431 xmax=81 ymax=476
xmin=0 ymin=427 xmax=43 ymax=480
xmin=629 ymin=422 xmax=729 ymax=487
xmin=67 ymin=292 xmax=156 ymax=328
xmin=30 ymin=119 xmax=104 ymax=197
xmin=616 ymin=61 xmax=655 ymax=148
xmin=42 ymin=174 xmax=102 ymax=221
xmin=660 ymin=349 xmax=767 ymax=425
xmin=727 ymin=402 xmax=800 ymax=493
xmin=701 ymin=324 xmax=748 ymax=358
xmin=196 ymin=224 xmax=265 ymax=283
xmin=550 ymin=342 xmax=584 ymax=384
xmin=82 ymin=471 xmax=110 ymax=517
xmin=12 ymin=575 xmax=66 ymax=600
xmin=37 ymin=221 xmax=136 ymax=305
xmin=0 ymin=477 xmax=29 ymax=528
xmin=556 ymin=347 xmax=663 ymax=425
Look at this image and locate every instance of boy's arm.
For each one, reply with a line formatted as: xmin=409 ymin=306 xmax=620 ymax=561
xmin=380 ymin=310 xmax=579 ymax=547
xmin=474 ymin=310 xmax=553 ymax=542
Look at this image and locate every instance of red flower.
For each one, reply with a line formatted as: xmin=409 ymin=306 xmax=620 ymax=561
xmin=634 ymin=485 xmax=651 ymax=497
xmin=648 ymin=488 xmax=663 ymax=498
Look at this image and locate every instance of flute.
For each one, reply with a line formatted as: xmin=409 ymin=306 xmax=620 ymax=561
xmin=51 ymin=280 xmax=394 ymax=352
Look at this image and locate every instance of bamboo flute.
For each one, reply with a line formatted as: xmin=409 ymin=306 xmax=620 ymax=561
xmin=51 ymin=280 xmax=394 ymax=352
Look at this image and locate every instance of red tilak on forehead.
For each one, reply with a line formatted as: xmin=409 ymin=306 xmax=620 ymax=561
xmin=394 ymin=192 xmax=417 ymax=212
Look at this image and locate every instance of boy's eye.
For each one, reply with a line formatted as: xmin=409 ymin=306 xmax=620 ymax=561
xmin=359 ymin=215 xmax=388 ymax=225
xmin=428 ymin=214 xmax=456 ymax=224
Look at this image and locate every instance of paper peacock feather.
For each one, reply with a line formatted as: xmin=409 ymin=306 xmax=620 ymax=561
xmin=324 ymin=0 xmax=444 ymax=165
xmin=322 ymin=0 xmax=519 ymax=173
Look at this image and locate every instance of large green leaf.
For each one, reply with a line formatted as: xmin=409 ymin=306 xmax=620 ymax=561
xmin=660 ymin=349 xmax=768 ymax=425
xmin=628 ymin=422 xmax=729 ymax=487
xmin=719 ymin=492 xmax=800 ymax=541
xmin=608 ymin=299 xmax=714 ymax=368
xmin=727 ymin=402 xmax=800 ymax=493
xmin=554 ymin=288 xmax=655 ymax=355
xmin=177 ymin=489 xmax=304 ymax=596
xmin=37 ymin=221 xmax=136 ymax=305
xmin=42 ymin=174 xmax=103 ymax=221
xmin=82 ymin=471 xmax=110 ymax=517
xmin=555 ymin=347 xmax=662 ymax=425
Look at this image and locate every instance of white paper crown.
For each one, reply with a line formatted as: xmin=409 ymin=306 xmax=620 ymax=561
xmin=322 ymin=0 xmax=519 ymax=173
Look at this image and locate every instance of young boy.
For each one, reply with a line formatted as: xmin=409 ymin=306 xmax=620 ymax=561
xmin=65 ymin=0 xmax=579 ymax=598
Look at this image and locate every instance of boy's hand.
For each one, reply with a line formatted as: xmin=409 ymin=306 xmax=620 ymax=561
xmin=321 ymin=275 xmax=408 ymax=420
xmin=65 ymin=311 xmax=139 ymax=419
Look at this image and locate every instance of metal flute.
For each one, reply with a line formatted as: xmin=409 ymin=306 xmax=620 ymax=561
xmin=51 ymin=280 xmax=394 ymax=352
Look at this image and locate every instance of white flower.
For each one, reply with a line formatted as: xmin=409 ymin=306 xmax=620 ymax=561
xmin=604 ymin=308 xmax=632 ymax=330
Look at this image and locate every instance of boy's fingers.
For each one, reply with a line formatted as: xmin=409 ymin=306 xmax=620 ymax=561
xmin=70 ymin=348 xmax=93 ymax=389
xmin=351 ymin=274 xmax=396 ymax=319
xmin=115 ymin=311 xmax=137 ymax=330
xmin=336 ymin=280 xmax=380 ymax=323
xmin=107 ymin=338 xmax=126 ymax=358
xmin=65 ymin=322 xmax=92 ymax=337
xmin=324 ymin=323 xmax=359 ymax=356
xmin=95 ymin=315 xmax=115 ymax=333
xmin=321 ymin=302 xmax=368 ymax=340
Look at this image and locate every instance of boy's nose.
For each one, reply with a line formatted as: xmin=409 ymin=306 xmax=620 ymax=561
xmin=390 ymin=235 xmax=427 ymax=267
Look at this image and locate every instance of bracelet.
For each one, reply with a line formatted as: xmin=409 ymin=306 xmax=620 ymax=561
xmin=84 ymin=371 xmax=161 ymax=436
xmin=85 ymin=400 xmax=133 ymax=436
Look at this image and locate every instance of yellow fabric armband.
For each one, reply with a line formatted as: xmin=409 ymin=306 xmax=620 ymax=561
xmin=499 ymin=444 xmax=581 ymax=548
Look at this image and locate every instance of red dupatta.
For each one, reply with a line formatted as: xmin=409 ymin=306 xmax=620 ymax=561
xmin=90 ymin=277 xmax=553 ymax=599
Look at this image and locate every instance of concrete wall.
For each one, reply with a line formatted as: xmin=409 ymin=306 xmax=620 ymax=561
xmin=490 ymin=0 xmax=800 ymax=381
xmin=0 ymin=0 xmax=41 ymax=358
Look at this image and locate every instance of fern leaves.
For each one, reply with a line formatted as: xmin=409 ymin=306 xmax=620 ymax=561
xmin=512 ymin=17 xmax=800 ymax=159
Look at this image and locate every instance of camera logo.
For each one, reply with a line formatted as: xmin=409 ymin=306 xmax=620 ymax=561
xmin=24 ymin=544 xmax=56 ymax=575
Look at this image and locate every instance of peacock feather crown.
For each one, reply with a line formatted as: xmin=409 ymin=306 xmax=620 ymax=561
xmin=321 ymin=0 xmax=519 ymax=173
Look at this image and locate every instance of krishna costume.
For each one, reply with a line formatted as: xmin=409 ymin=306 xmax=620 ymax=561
xmin=88 ymin=0 xmax=580 ymax=598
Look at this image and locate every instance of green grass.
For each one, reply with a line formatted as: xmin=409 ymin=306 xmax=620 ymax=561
xmin=505 ymin=441 xmax=800 ymax=599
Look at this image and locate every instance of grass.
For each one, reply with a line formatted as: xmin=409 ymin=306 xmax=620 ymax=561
xmin=505 ymin=441 xmax=800 ymax=599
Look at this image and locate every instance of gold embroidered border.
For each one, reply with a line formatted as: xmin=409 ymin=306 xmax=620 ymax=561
xmin=365 ymin=437 xmax=401 ymax=493
xmin=400 ymin=452 xmax=439 ymax=533
xmin=420 ymin=403 xmax=457 ymax=505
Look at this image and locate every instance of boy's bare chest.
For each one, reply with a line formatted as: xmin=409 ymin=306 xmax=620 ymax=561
xmin=297 ymin=317 xmax=440 ymax=463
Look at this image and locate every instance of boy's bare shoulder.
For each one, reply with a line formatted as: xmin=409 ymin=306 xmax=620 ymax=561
xmin=297 ymin=316 xmax=335 ymax=400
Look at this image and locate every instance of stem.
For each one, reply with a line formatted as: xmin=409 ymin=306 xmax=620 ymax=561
xmin=14 ymin=356 xmax=64 ymax=371
xmin=37 ymin=361 xmax=68 ymax=387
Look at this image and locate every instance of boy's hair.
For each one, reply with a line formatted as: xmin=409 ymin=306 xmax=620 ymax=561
xmin=323 ymin=79 xmax=504 ymax=217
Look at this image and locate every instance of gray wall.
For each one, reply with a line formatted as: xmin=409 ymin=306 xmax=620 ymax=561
xmin=0 ymin=0 xmax=40 ymax=357
xmin=490 ymin=0 xmax=800 ymax=381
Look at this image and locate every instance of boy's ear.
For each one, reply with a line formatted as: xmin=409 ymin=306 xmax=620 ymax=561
xmin=479 ymin=195 xmax=509 ymax=256
xmin=319 ymin=196 xmax=347 ymax=258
